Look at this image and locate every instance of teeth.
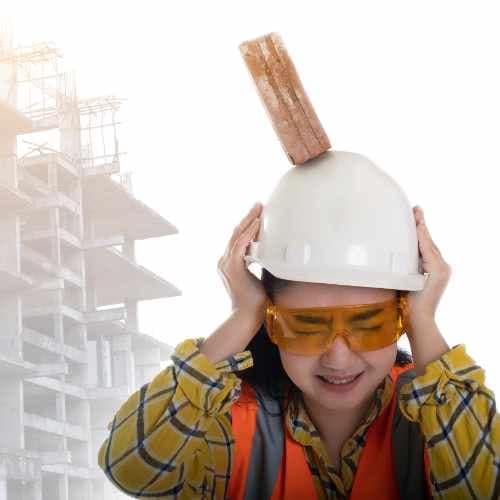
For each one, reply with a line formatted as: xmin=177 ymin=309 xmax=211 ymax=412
xmin=320 ymin=374 xmax=359 ymax=385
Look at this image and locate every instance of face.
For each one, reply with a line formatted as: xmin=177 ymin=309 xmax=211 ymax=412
xmin=276 ymin=282 xmax=398 ymax=415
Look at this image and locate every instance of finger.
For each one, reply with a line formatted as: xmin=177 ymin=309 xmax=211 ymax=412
xmin=414 ymin=207 xmax=442 ymax=256
xmin=227 ymin=202 xmax=262 ymax=251
xmin=220 ymin=203 xmax=262 ymax=266
xmin=417 ymin=222 xmax=442 ymax=259
xmin=232 ymin=217 xmax=261 ymax=259
xmin=424 ymin=226 xmax=442 ymax=256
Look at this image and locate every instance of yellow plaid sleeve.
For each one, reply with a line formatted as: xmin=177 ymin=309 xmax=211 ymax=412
xmin=97 ymin=336 xmax=253 ymax=499
xmin=398 ymin=343 xmax=500 ymax=499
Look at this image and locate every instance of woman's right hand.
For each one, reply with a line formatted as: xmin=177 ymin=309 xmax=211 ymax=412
xmin=217 ymin=202 xmax=269 ymax=318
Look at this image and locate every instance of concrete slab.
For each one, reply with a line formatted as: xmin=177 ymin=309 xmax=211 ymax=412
xmin=83 ymin=174 xmax=179 ymax=240
xmin=85 ymin=246 xmax=181 ymax=306
xmin=86 ymin=319 xmax=173 ymax=360
xmin=0 ymin=182 xmax=33 ymax=212
xmin=0 ymin=269 xmax=33 ymax=292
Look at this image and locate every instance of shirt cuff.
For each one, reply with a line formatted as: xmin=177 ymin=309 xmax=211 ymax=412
xmin=171 ymin=337 xmax=254 ymax=415
xmin=398 ymin=343 xmax=485 ymax=422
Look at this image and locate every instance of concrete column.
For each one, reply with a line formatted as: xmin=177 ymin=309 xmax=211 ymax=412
xmin=111 ymin=334 xmax=135 ymax=390
xmin=124 ymin=299 xmax=138 ymax=332
xmin=0 ymin=472 xmax=6 ymax=500
xmin=22 ymin=478 xmax=42 ymax=500
xmin=58 ymin=474 xmax=69 ymax=500
xmin=134 ymin=347 xmax=161 ymax=388
xmin=122 ymin=238 xmax=139 ymax=331
xmin=56 ymin=392 xmax=66 ymax=421
xmin=0 ymin=132 xmax=17 ymax=186
xmin=0 ymin=294 xmax=22 ymax=357
xmin=0 ymin=214 xmax=21 ymax=273
xmin=0 ymin=52 xmax=18 ymax=187
xmin=59 ymin=96 xmax=81 ymax=162
xmin=0 ymin=378 xmax=23 ymax=448
xmin=97 ymin=336 xmax=112 ymax=387
xmin=122 ymin=238 xmax=135 ymax=261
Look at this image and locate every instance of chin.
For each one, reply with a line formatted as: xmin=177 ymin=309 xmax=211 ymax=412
xmin=318 ymin=399 xmax=361 ymax=411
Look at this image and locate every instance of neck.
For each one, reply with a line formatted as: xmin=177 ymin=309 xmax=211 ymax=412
xmin=301 ymin=392 xmax=375 ymax=448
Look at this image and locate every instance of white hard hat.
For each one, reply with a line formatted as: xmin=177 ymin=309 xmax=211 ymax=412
xmin=244 ymin=150 xmax=427 ymax=291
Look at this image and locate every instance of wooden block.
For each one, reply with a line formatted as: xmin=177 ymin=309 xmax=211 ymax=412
xmin=239 ymin=32 xmax=331 ymax=165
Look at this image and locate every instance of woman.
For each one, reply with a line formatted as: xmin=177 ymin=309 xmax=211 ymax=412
xmin=98 ymin=201 xmax=499 ymax=499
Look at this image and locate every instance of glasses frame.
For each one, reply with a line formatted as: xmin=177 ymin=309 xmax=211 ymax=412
xmin=264 ymin=292 xmax=410 ymax=354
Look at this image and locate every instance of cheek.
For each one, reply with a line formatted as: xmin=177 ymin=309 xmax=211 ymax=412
xmin=279 ymin=350 xmax=316 ymax=388
xmin=360 ymin=344 xmax=397 ymax=376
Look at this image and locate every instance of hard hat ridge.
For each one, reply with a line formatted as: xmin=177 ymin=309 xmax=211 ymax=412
xmin=244 ymin=150 xmax=426 ymax=291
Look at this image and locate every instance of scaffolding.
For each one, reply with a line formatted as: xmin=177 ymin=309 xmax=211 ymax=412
xmin=78 ymin=95 xmax=125 ymax=173
xmin=0 ymin=27 xmax=180 ymax=500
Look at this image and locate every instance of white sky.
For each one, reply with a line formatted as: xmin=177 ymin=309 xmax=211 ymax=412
xmin=4 ymin=1 xmax=499 ymax=395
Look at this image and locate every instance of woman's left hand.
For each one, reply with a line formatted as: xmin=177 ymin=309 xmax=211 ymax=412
xmin=406 ymin=206 xmax=452 ymax=334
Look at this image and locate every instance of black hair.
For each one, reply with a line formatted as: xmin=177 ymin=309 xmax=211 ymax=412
xmin=235 ymin=268 xmax=413 ymax=418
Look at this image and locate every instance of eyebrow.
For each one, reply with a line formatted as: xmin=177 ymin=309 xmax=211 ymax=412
xmin=295 ymin=315 xmax=330 ymax=324
xmin=294 ymin=307 xmax=383 ymax=324
xmin=349 ymin=308 xmax=383 ymax=321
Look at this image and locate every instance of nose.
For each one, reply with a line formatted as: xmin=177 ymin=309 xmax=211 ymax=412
xmin=319 ymin=333 xmax=355 ymax=364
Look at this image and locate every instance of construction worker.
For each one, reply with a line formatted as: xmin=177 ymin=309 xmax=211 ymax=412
xmin=98 ymin=151 xmax=499 ymax=499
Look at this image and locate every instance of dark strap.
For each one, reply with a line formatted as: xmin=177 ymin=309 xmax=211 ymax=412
xmin=392 ymin=368 xmax=431 ymax=499
xmin=244 ymin=390 xmax=284 ymax=499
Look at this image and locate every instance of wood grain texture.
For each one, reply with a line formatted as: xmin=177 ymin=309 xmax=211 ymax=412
xmin=239 ymin=32 xmax=331 ymax=165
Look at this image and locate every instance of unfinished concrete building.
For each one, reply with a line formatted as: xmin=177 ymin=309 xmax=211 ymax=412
xmin=0 ymin=30 xmax=180 ymax=499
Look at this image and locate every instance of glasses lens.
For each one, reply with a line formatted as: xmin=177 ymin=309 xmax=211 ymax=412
xmin=346 ymin=303 xmax=402 ymax=351
xmin=266 ymin=298 xmax=405 ymax=355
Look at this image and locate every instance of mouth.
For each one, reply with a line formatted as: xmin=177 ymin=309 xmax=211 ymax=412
xmin=317 ymin=371 xmax=364 ymax=382
xmin=316 ymin=371 xmax=364 ymax=393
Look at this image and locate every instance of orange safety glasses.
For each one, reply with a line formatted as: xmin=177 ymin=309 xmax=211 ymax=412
xmin=265 ymin=293 xmax=410 ymax=355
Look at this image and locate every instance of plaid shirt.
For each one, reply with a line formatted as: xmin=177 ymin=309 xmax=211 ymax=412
xmin=98 ymin=338 xmax=500 ymax=499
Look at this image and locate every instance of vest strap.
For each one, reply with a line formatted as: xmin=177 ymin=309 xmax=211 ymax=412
xmin=392 ymin=368 xmax=433 ymax=499
xmin=245 ymin=390 xmax=284 ymax=499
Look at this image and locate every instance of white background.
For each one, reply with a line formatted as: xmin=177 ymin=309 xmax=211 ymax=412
xmin=5 ymin=1 xmax=499 ymax=396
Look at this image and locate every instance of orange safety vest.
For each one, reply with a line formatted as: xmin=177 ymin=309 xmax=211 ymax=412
xmin=228 ymin=364 xmax=433 ymax=499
